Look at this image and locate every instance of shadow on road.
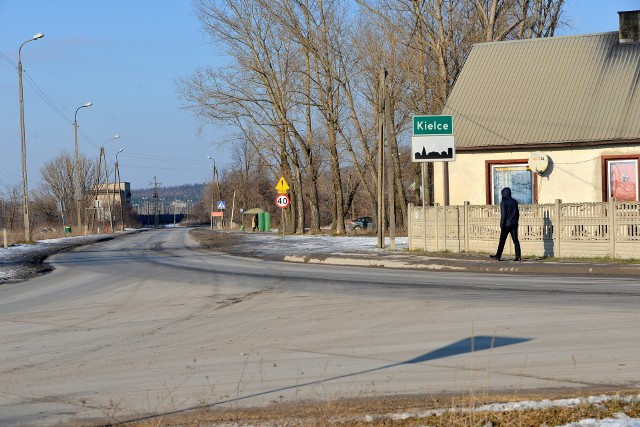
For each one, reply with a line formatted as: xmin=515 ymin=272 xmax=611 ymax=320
xmin=116 ymin=335 xmax=532 ymax=425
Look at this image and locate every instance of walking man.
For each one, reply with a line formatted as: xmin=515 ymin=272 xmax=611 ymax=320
xmin=491 ymin=187 xmax=521 ymax=261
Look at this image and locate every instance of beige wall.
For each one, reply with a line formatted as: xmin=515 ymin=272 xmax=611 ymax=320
xmin=433 ymin=146 xmax=640 ymax=205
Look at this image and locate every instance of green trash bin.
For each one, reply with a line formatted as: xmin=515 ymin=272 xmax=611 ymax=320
xmin=258 ymin=212 xmax=271 ymax=231
xmin=263 ymin=212 xmax=270 ymax=231
xmin=64 ymin=226 xmax=72 ymax=234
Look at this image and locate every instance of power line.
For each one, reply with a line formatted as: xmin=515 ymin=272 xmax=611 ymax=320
xmin=0 ymin=51 xmax=17 ymax=67
xmin=3 ymin=50 xmax=225 ymax=174
xmin=22 ymin=70 xmax=73 ymax=125
xmin=119 ymin=163 xmax=211 ymax=172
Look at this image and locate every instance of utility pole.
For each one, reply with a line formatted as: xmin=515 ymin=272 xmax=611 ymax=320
xmin=89 ymin=147 xmax=106 ymax=233
xmin=173 ymin=194 xmax=177 ymax=227
xmin=142 ymin=197 xmax=149 ymax=227
xmin=230 ymin=190 xmax=236 ymax=229
xmin=207 ymin=156 xmax=221 ymax=229
xmin=102 ymin=148 xmax=115 ymax=233
xmin=18 ymin=33 xmax=44 ymax=242
xmin=74 ymin=102 xmax=92 ymax=234
xmin=376 ymin=68 xmax=396 ymax=250
xmin=90 ymin=135 xmax=119 ymax=234
xmin=114 ymin=149 xmax=124 ymax=232
xmin=151 ymin=176 xmax=161 ymax=228
xmin=377 ymin=69 xmax=386 ymax=249
xmin=385 ymin=73 xmax=396 ymax=251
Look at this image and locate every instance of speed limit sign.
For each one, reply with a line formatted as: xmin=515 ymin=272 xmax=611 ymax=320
xmin=275 ymin=193 xmax=290 ymax=209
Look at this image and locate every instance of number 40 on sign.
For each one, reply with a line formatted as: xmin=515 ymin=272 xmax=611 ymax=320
xmin=275 ymin=194 xmax=290 ymax=209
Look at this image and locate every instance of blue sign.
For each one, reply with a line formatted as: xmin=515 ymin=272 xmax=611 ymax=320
xmin=217 ymin=201 xmax=226 ymax=210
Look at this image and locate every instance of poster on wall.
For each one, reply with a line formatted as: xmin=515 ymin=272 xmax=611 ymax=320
xmin=608 ymin=159 xmax=638 ymax=201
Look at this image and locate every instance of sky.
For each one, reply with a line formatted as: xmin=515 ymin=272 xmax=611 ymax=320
xmin=1 ymin=0 xmax=640 ymax=192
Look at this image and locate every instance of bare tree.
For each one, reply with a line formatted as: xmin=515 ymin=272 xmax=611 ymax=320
xmin=39 ymin=151 xmax=96 ymax=229
xmin=358 ymin=0 xmax=566 ymax=205
xmin=182 ymin=0 xmax=324 ymax=234
xmin=2 ymin=183 xmax=22 ymax=230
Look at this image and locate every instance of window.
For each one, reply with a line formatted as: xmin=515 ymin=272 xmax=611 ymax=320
xmin=486 ymin=160 xmax=535 ymax=205
xmin=603 ymin=157 xmax=639 ymax=201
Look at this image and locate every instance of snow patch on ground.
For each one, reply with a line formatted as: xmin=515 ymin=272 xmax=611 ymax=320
xmin=360 ymin=394 xmax=640 ymax=426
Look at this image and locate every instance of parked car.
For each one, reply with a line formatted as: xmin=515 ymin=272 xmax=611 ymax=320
xmin=347 ymin=216 xmax=373 ymax=231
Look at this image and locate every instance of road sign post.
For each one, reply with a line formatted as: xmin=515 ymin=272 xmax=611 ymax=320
xmin=275 ymin=178 xmax=290 ymax=237
xmin=412 ymin=115 xmax=455 ymax=252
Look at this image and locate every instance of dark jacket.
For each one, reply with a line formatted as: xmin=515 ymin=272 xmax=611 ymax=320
xmin=500 ymin=187 xmax=519 ymax=227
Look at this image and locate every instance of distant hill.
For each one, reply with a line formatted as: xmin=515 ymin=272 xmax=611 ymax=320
xmin=130 ymin=183 xmax=204 ymax=204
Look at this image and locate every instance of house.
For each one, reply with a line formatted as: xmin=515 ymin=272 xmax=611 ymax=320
xmin=433 ymin=10 xmax=640 ymax=206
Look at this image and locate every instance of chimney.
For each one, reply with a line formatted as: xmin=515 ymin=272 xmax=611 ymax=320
xmin=619 ymin=10 xmax=640 ymax=44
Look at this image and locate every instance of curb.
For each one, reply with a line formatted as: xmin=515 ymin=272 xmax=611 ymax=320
xmin=283 ymin=254 xmax=640 ymax=276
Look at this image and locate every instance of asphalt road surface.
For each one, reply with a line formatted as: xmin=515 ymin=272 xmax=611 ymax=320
xmin=1 ymin=228 xmax=639 ymax=426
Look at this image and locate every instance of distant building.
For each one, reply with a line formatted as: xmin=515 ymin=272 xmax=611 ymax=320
xmin=92 ymin=182 xmax=131 ymax=208
xmin=434 ymin=10 xmax=640 ymax=206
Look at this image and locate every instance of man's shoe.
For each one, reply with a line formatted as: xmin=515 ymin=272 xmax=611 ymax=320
xmin=514 ymin=257 xmax=521 ymax=261
xmin=490 ymin=254 xmax=501 ymax=261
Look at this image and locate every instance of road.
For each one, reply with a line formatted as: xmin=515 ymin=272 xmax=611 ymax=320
xmin=1 ymin=228 xmax=639 ymax=426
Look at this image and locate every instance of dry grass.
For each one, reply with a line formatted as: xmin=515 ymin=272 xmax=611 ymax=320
xmin=119 ymin=391 xmax=640 ymax=426
xmin=2 ymin=224 xmax=90 ymax=246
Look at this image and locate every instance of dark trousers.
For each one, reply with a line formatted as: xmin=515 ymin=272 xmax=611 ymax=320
xmin=496 ymin=225 xmax=521 ymax=259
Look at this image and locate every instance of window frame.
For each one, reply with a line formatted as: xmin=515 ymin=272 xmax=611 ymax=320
xmin=601 ymin=155 xmax=640 ymax=201
xmin=485 ymin=159 xmax=538 ymax=205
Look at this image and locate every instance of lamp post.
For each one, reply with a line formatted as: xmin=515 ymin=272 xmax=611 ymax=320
xmin=18 ymin=32 xmax=44 ymax=242
xmin=74 ymin=102 xmax=92 ymax=233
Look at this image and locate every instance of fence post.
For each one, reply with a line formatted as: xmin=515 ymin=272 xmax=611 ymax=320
xmin=464 ymin=202 xmax=470 ymax=253
xmin=610 ymin=197 xmax=616 ymax=258
xmin=3 ymin=228 xmax=7 ymax=249
xmin=408 ymin=203 xmax=413 ymax=251
xmin=435 ymin=204 xmax=439 ymax=252
xmin=554 ymin=199 xmax=562 ymax=258
xmin=444 ymin=205 xmax=447 ymax=252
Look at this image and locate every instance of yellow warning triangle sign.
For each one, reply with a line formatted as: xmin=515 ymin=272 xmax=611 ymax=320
xmin=275 ymin=176 xmax=290 ymax=192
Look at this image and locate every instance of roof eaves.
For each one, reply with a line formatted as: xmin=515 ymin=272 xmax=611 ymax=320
xmin=456 ymin=138 xmax=640 ymax=152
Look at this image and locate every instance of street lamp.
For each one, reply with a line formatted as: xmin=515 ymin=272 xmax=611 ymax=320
xmin=74 ymin=101 xmax=92 ymax=233
xmin=18 ymin=32 xmax=44 ymax=242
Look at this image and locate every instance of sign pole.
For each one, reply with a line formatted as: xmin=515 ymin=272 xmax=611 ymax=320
xmin=422 ymin=162 xmax=427 ymax=252
xmin=230 ymin=191 xmax=236 ymax=229
xmin=411 ymin=114 xmax=456 ymax=254
xmin=443 ymin=162 xmax=449 ymax=251
xmin=274 ymin=178 xmax=291 ymax=238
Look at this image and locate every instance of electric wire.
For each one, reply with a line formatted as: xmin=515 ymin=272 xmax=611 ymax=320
xmin=0 ymin=51 xmax=16 ymax=67
xmin=2 ymin=50 xmax=226 ymax=182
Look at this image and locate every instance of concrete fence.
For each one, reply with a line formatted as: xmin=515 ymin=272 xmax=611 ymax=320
xmin=407 ymin=199 xmax=640 ymax=259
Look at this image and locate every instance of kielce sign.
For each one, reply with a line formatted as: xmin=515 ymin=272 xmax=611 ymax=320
xmin=411 ymin=115 xmax=456 ymax=162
